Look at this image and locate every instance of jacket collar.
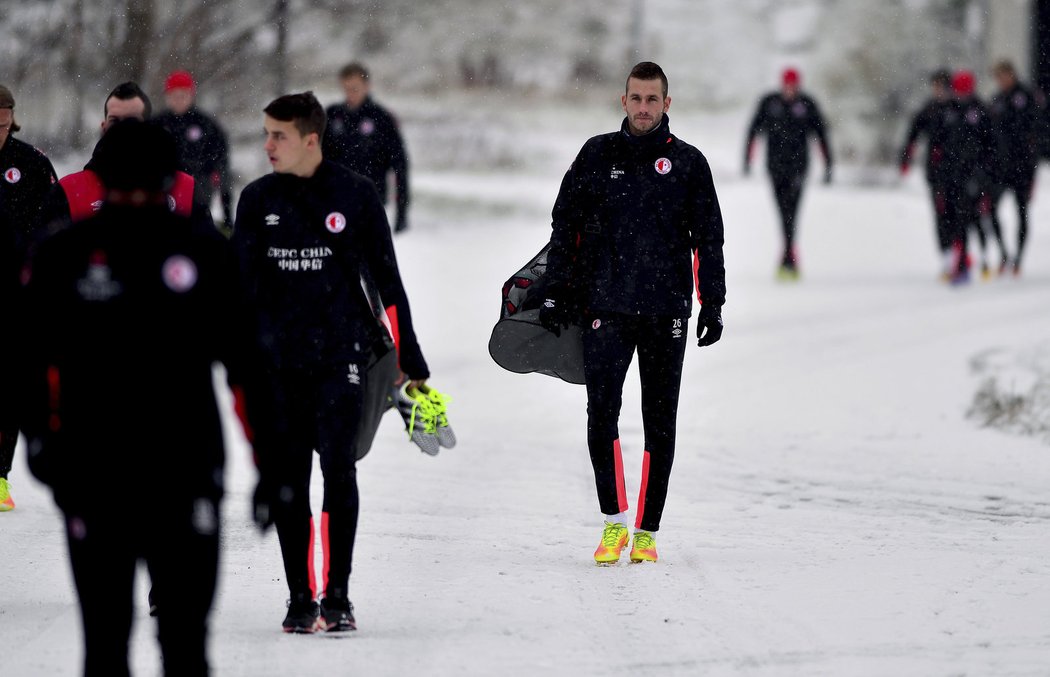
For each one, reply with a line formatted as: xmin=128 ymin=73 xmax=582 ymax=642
xmin=619 ymin=114 xmax=672 ymax=149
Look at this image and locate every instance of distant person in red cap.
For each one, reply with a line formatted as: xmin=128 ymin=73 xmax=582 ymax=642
xmin=744 ymin=67 xmax=833 ymax=280
xmin=155 ymin=70 xmax=233 ymax=234
xmin=941 ymin=69 xmax=998 ymax=284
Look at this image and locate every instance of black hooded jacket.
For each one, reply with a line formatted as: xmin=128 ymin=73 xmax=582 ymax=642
xmin=547 ymin=116 xmax=725 ymax=317
xmin=323 ymin=97 xmax=409 ymax=214
xmin=745 ymin=92 xmax=832 ymax=175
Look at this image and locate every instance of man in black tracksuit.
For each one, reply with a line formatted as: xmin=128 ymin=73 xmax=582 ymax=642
xmin=942 ymin=70 xmax=997 ymax=284
xmin=19 ymin=120 xmax=276 ymax=677
xmin=744 ymin=68 xmax=832 ymax=278
xmin=322 ymin=63 xmax=410 ymax=232
xmin=541 ymin=62 xmax=725 ymax=565
xmin=899 ymin=69 xmax=956 ymax=267
xmin=0 ymin=84 xmax=58 ymax=511
xmin=233 ymin=92 xmax=430 ymax=632
xmin=988 ymin=60 xmax=1043 ymax=275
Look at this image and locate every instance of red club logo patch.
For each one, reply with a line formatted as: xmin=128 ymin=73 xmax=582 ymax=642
xmin=592 ymin=319 xmax=602 ymax=329
xmin=162 ymin=255 xmax=198 ymax=293
xmin=654 ymin=158 xmax=672 ymax=175
xmin=325 ymin=212 xmax=347 ymax=234
xmin=4 ymin=167 xmax=21 ymax=184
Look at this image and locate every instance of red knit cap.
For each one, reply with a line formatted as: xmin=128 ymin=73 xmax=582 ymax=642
xmin=952 ymin=70 xmax=975 ymax=96
xmin=782 ymin=68 xmax=801 ymax=86
xmin=164 ymin=70 xmax=195 ymax=93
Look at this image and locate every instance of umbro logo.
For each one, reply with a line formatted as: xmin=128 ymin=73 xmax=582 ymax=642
xmin=265 ymin=214 xmax=280 ymax=226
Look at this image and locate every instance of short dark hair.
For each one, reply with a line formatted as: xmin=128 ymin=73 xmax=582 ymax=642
xmin=339 ymin=62 xmax=370 ymax=81
xmin=626 ymin=62 xmax=668 ymax=98
xmin=992 ymin=59 xmax=1016 ymax=77
xmin=104 ymin=81 xmax=152 ymax=119
xmin=263 ymin=91 xmax=327 ymax=138
xmin=930 ymin=68 xmax=951 ymax=87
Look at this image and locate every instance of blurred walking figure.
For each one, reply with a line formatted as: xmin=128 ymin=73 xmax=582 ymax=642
xmin=942 ymin=70 xmax=996 ymax=285
xmin=0 ymin=84 xmax=58 ymax=512
xmin=323 ymin=63 xmax=410 ymax=233
xmin=155 ymin=70 xmax=234 ymax=235
xmin=744 ymin=67 xmax=833 ymax=280
xmin=899 ymin=69 xmax=956 ymax=273
xmin=987 ymin=59 xmax=1043 ymax=276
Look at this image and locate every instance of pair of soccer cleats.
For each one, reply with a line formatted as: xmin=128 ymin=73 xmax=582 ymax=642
xmin=594 ymin=521 xmax=658 ymax=565
xmin=395 ymin=382 xmax=456 ymax=456
xmin=283 ymin=594 xmax=356 ymax=634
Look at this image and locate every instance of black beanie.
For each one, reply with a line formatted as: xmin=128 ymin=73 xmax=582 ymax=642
xmin=94 ymin=119 xmax=178 ymax=192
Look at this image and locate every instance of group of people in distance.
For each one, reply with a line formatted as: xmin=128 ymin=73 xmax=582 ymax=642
xmin=900 ymin=60 xmax=1042 ymax=283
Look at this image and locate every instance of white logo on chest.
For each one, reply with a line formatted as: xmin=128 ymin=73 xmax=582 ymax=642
xmin=162 ymin=255 xmax=198 ymax=293
xmin=654 ymin=158 xmax=672 ymax=175
xmin=325 ymin=212 xmax=347 ymax=234
xmin=265 ymin=213 xmax=280 ymax=226
xmin=4 ymin=167 xmax=21 ymax=184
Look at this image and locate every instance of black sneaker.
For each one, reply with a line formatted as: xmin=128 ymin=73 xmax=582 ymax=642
xmin=319 ymin=596 xmax=357 ymax=632
xmin=282 ymin=594 xmax=320 ymax=634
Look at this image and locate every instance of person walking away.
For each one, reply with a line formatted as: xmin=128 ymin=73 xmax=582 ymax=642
xmin=744 ymin=67 xmax=832 ymax=280
xmin=322 ymin=63 xmax=410 ymax=233
xmin=19 ymin=119 xmax=277 ymax=677
xmin=0 ymin=84 xmax=58 ymax=511
xmin=540 ymin=62 xmax=726 ymax=565
xmin=232 ymin=92 xmax=433 ymax=632
xmin=155 ymin=70 xmax=234 ymax=235
xmin=899 ymin=69 xmax=957 ymax=277
xmin=988 ymin=59 xmax=1042 ymax=276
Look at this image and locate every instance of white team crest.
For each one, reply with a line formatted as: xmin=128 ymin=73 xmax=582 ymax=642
xmin=167 ymin=195 xmax=177 ymax=212
xmin=90 ymin=199 xmax=104 ymax=212
xmin=265 ymin=213 xmax=280 ymax=226
xmin=359 ymin=119 xmax=376 ymax=136
xmin=162 ymin=255 xmax=198 ymax=293
xmin=654 ymin=158 xmax=672 ymax=175
xmin=4 ymin=167 xmax=21 ymax=184
xmin=186 ymin=125 xmax=203 ymax=142
xmin=325 ymin=212 xmax=347 ymax=233
xmin=592 ymin=319 xmax=602 ymax=329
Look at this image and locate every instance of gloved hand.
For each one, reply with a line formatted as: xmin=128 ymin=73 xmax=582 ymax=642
xmin=823 ymin=165 xmax=833 ymax=185
xmin=696 ymin=306 xmax=723 ymax=347
xmin=252 ymin=477 xmax=291 ymax=532
xmin=743 ymin=162 xmax=751 ymax=177
xmin=394 ymin=212 xmax=408 ymax=233
xmin=539 ymin=296 xmax=571 ymax=337
xmin=222 ymin=217 xmax=234 ymax=237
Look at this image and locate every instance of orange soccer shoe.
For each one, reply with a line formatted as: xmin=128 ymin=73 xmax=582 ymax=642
xmin=629 ymin=530 xmax=658 ymax=563
xmin=594 ymin=521 xmax=629 ymax=565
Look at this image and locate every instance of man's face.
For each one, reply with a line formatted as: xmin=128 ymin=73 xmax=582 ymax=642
xmin=994 ymin=70 xmax=1016 ymax=92
xmin=342 ymin=75 xmax=370 ymax=109
xmin=0 ymin=108 xmax=12 ymax=149
xmin=782 ymin=82 xmax=799 ymax=100
xmin=621 ymin=77 xmax=670 ymax=136
xmin=102 ymin=96 xmax=147 ymax=133
xmin=165 ymin=88 xmax=194 ymax=115
xmin=932 ymin=81 xmax=948 ymax=102
xmin=263 ymin=115 xmax=317 ymax=176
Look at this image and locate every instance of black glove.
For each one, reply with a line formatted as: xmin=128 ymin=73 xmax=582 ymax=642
xmin=823 ymin=165 xmax=833 ymax=185
xmin=539 ymin=296 xmax=571 ymax=337
xmin=252 ymin=478 xmax=292 ymax=532
xmin=394 ymin=212 xmax=408 ymax=233
xmin=696 ymin=306 xmax=723 ymax=347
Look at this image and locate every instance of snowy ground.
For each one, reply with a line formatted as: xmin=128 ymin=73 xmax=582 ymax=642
xmin=4 ymin=100 xmax=1050 ymax=676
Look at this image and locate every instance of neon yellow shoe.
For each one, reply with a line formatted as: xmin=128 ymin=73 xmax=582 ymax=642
xmin=594 ymin=521 xmax=629 ymax=564
xmin=0 ymin=478 xmax=15 ymax=512
xmin=630 ymin=530 xmax=658 ymax=562
xmin=417 ymin=384 xmax=455 ymax=449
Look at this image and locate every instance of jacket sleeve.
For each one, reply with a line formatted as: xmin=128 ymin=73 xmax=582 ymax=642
xmin=810 ymin=98 xmax=833 ymax=167
xmin=690 ymin=155 xmax=726 ymax=310
xmin=547 ymin=146 xmax=590 ymax=295
xmin=744 ymin=97 xmax=768 ymax=167
xmin=359 ymin=181 xmax=429 ymax=380
xmin=387 ymin=116 xmax=410 ymax=214
xmin=900 ymin=107 xmax=928 ymax=168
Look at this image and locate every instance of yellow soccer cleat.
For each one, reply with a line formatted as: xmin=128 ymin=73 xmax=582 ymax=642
xmin=629 ymin=530 xmax=658 ymax=563
xmin=0 ymin=478 xmax=14 ymax=512
xmin=594 ymin=521 xmax=629 ymax=565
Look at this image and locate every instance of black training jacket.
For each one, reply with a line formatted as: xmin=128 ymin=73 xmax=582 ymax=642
xmin=19 ymin=204 xmax=275 ymax=511
xmin=943 ymin=97 xmax=996 ymax=188
xmin=547 ymin=116 xmax=725 ymax=317
xmin=155 ymin=107 xmax=232 ymax=219
xmin=989 ymin=83 xmax=1042 ymax=177
xmin=323 ymin=97 xmax=409 ymax=212
xmin=900 ymin=98 xmax=956 ymax=184
xmin=0 ymin=136 xmax=57 ymax=262
xmin=745 ymin=92 xmax=832 ymax=175
xmin=232 ymin=160 xmax=427 ymax=377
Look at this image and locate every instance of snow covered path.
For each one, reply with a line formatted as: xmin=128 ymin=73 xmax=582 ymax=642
xmin=4 ymin=112 xmax=1050 ymax=676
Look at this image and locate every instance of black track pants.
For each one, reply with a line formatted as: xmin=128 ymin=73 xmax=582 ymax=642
xmin=272 ymin=362 xmax=365 ymax=602
xmin=770 ymin=171 xmax=806 ymax=264
xmin=65 ymin=499 xmax=219 ymax=677
xmin=582 ymin=313 xmax=688 ymax=532
xmin=990 ymin=168 xmax=1036 ymax=265
xmin=0 ymin=425 xmax=15 ymax=478
xmin=929 ymin=182 xmax=951 ymax=253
